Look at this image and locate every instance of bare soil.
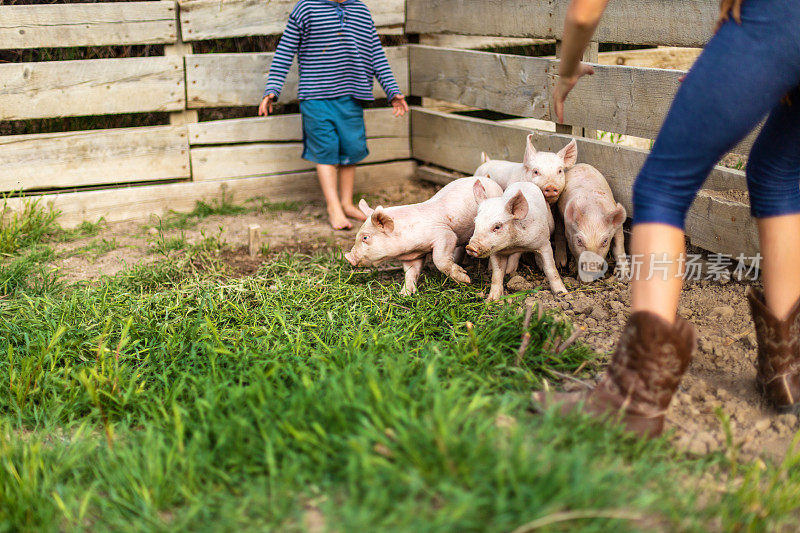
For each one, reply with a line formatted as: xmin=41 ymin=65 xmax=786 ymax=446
xmin=45 ymin=178 xmax=796 ymax=462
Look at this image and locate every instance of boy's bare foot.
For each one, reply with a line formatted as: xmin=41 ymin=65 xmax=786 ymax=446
xmin=327 ymin=205 xmax=353 ymax=230
xmin=342 ymin=204 xmax=368 ymax=221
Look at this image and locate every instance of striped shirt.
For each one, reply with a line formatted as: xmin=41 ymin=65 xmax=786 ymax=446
xmin=264 ymin=0 xmax=401 ymax=101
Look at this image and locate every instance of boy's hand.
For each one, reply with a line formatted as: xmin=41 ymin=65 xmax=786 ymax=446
xmin=391 ymin=94 xmax=409 ymax=117
xmin=259 ymin=94 xmax=276 ymax=116
xmin=716 ymin=0 xmax=744 ymax=33
xmin=553 ymin=63 xmax=594 ymax=123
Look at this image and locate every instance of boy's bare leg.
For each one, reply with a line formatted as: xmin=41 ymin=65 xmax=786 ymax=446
xmin=630 ymin=223 xmax=685 ymax=323
xmin=757 ymin=214 xmax=800 ymax=320
xmin=316 ymin=164 xmax=352 ymax=230
xmin=338 ymin=165 xmax=367 ymax=221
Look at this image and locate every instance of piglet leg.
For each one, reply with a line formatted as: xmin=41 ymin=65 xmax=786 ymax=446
xmin=487 ymin=254 xmax=508 ymax=301
xmin=505 ymin=252 xmax=522 ymax=275
xmin=432 ymin=232 xmax=471 ymax=284
xmin=400 ymin=257 xmax=425 ymax=296
xmin=537 ymin=242 xmax=568 ymax=295
xmin=612 ymin=227 xmax=628 ymax=270
xmin=553 ymin=211 xmax=569 ymax=269
xmin=453 ymin=246 xmax=466 ymax=264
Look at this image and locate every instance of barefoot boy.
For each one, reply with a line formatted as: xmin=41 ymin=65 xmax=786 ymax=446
xmin=259 ymin=0 xmax=408 ymax=230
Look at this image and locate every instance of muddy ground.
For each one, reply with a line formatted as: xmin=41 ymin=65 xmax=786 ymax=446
xmin=47 ymin=178 xmax=796 ymax=464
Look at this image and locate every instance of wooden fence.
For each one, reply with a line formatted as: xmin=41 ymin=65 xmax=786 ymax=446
xmin=406 ymin=0 xmax=757 ymax=258
xmin=1 ymin=0 xmax=759 ymax=258
xmin=0 ymin=0 xmax=411 ymax=226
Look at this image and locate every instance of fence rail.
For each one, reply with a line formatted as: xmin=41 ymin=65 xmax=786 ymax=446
xmin=407 ymin=0 xmax=718 ymax=47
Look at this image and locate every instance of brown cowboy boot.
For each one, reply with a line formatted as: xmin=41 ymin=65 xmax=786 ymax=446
xmin=747 ymin=287 xmax=800 ymax=413
xmin=533 ymin=311 xmax=696 ymax=438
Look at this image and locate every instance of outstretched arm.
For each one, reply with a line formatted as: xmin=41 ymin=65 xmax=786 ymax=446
xmin=369 ymin=26 xmax=408 ymax=116
xmin=260 ymin=14 xmax=302 ymax=115
xmin=553 ymin=0 xmax=610 ymax=122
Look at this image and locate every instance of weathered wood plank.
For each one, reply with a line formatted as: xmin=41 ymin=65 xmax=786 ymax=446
xmin=0 ymin=1 xmax=177 ymax=49
xmin=0 ymin=56 xmax=185 ymax=120
xmin=179 ymin=0 xmax=404 ymax=41
xmin=411 ymin=108 xmax=756 ymax=255
xmin=411 ymin=46 xmax=755 ymax=154
xmin=0 ymin=125 xmax=190 ymax=192
xmin=407 ymin=0 xmax=717 ymax=47
xmin=410 ymin=45 xmax=549 ymax=119
xmin=186 ymin=47 xmax=408 ymax=108
xmin=191 ymin=137 xmax=411 ymax=181
xmin=5 ymin=161 xmax=416 ymax=227
xmin=189 ymin=108 xmax=408 ymax=145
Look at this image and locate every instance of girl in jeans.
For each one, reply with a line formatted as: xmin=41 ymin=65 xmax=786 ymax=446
xmin=536 ymin=0 xmax=800 ymax=437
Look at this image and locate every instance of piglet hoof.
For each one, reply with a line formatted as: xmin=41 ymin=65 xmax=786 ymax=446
xmin=555 ymin=250 xmax=568 ymax=269
xmin=399 ymin=285 xmax=417 ymax=296
xmin=486 ymin=289 xmax=503 ymax=302
xmin=450 ymin=266 xmax=471 ymax=285
xmin=551 ymin=283 xmax=568 ymax=296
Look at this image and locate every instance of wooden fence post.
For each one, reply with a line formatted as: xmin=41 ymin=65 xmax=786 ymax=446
xmin=165 ymin=3 xmax=198 ymax=127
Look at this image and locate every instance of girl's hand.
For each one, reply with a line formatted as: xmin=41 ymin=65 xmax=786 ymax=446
xmin=715 ymin=0 xmax=744 ymax=33
xmin=259 ymin=94 xmax=276 ymax=116
xmin=553 ymin=62 xmax=595 ymax=123
xmin=391 ymin=94 xmax=409 ymax=117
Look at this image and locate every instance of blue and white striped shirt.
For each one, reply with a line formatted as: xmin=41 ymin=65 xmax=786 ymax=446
xmin=264 ymin=0 xmax=401 ymax=101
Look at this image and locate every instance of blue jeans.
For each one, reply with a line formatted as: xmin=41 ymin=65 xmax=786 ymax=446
xmin=632 ymin=0 xmax=800 ymax=228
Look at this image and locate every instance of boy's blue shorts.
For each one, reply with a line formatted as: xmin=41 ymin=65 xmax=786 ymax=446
xmin=299 ymin=96 xmax=369 ymax=166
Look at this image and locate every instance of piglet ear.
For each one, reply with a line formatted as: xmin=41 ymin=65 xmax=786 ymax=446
xmin=506 ymin=190 xmax=529 ymax=220
xmin=523 ymin=133 xmax=537 ymax=165
xmin=371 ymin=207 xmax=394 ymax=233
xmin=558 ymin=139 xmax=578 ymax=168
xmin=481 ymin=152 xmax=491 ymax=164
xmin=358 ymin=198 xmax=374 ymax=216
xmin=607 ymin=202 xmax=627 ymax=227
xmin=473 ymin=179 xmax=488 ymax=204
xmin=564 ymin=202 xmax=583 ymax=225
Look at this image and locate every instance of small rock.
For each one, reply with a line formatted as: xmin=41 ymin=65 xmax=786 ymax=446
xmin=754 ymin=419 xmax=772 ymax=433
xmin=507 ymin=275 xmax=534 ymax=292
xmin=590 ymin=306 xmax=608 ymax=320
xmin=573 ymin=298 xmax=593 ymax=315
xmin=559 ymin=301 xmax=571 ymax=310
xmin=609 ymin=300 xmax=625 ymax=312
xmin=741 ymin=332 xmax=757 ymax=349
xmin=699 ymin=337 xmax=715 ymax=353
xmin=584 ymin=317 xmax=598 ymax=328
xmin=709 ymin=305 xmax=735 ymax=320
xmin=688 ymin=439 xmax=709 ymax=455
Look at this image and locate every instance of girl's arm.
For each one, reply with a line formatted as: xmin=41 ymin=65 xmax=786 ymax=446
xmin=553 ymin=0 xmax=610 ymax=122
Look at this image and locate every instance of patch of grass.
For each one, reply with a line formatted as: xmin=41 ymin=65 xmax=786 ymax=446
xmin=153 ymin=197 xmax=251 ymax=231
xmin=249 ymin=197 xmax=302 ymax=213
xmin=0 ymin=197 xmax=60 ymax=254
xmin=56 ymin=219 xmax=107 ymax=242
xmin=1 ymin=253 xmax=799 ymax=531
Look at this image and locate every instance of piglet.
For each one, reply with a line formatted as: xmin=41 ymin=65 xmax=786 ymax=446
xmin=555 ymin=163 xmax=627 ymax=276
xmin=345 ymin=177 xmax=503 ymax=295
xmin=475 ymin=134 xmax=577 ymax=203
xmin=465 ymin=181 xmax=567 ymax=301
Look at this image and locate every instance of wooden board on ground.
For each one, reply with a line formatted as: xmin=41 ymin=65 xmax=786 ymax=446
xmin=179 ymin=0 xmax=405 ymax=41
xmin=0 ymin=56 xmax=184 ymax=120
xmin=407 ymin=0 xmax=716 ymax=47
xmin=411 ymin=108 xmax=756 ymax=256
xmin=0 ymin=1 xmax=177 ymax=49
xmin=4 ymin=161 xmax=416 ymax=227
xmin=191 ymin=137 xmax=411 ymax=181
xmin=0 ymin=125 xmax=190 ymax=192
xmin=189 ymin=108 xmax=408 ymax=145
xmin=186 ymin=47 xmax=408 ymax=108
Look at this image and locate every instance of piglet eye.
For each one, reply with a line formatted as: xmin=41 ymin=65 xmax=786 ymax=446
xmin=532 ymin=169 xmax=540 ymax=175
xmin=362 ymin=235 xmax=370 ymax=242
xmin=601 ymin=238 xmax=609 ymax=247
xmin=558 ymin=168 xmax=564 ymax=173
xmin=493 ymin=223 xmax=503 ymax=231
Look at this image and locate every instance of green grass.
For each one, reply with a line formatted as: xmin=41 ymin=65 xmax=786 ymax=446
xmin=1 ymin=200 xmax=800 ymax=531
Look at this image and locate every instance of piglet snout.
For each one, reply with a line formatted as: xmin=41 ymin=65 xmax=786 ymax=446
xmin=344 ymin=251 xmax=357 ymax=266
xmin=543 ymin=186 xmax=560 ymax=202
xmin=465 ymin=244 xmax=480 ymax=257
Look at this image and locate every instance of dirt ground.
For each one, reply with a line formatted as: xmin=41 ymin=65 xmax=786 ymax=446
xmin=47 ymin=177 xmax=796 ymax=464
